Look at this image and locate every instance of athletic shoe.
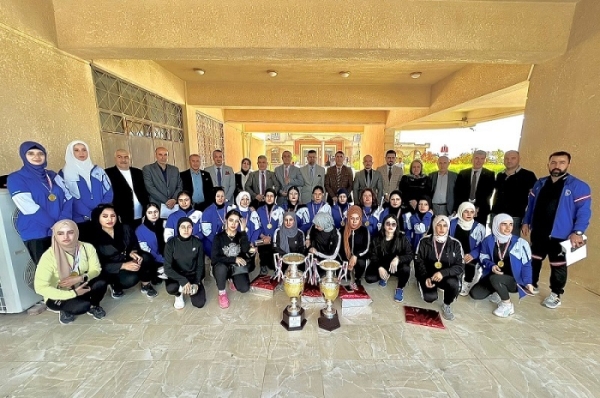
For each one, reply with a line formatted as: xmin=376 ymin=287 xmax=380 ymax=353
xmin=348 ymin=282 xmax=358 ymax=292
xmin=488 ymin=292 xmax=501 ymax=305
xmin=59 ymin=311 xmax=75 ymax=325
xmin=542 ymin=293 xmax=561 ymax=309
xmin=531 ymin=286 xmax=540 ymax=295
xmin=87 ymin=306 xmax=106 ymax=320
xmin=441 ymin=304 xmax=455 ymax=321
xmin=110 ymin=285 xmax=124 ymax=299
xmin=229 ymin=279 xmax=237 ymax=292
xmin=141 ymin=283 xmax=158 ymax=297
xmin=493 ymin=302 xmax=514 ymax=318
xmin=218 ymin=292 xmax=230 ymax=309
xmin=157 ymin=266 xmax=168 ymax=280
xmin=459 ymin=282 xmax=472 ymax=297
xmin=260 ymin=266 xmax=268 ymax=276
xmin=378 ymin=279 xmax=387 ymax=288
xmin=394 ymin=288 xmax=404 ymax=303
xmin=174 ymin=294 xmax=185 ymax=310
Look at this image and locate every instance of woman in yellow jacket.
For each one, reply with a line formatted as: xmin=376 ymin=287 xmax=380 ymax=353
xmin=34 ymin=219 xmax=108 ymax=325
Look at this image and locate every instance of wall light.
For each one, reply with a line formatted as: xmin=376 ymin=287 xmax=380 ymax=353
xmin=193 ymin=68 xmax=205 ymax=75
xmin=339 ymin=71 xmax=350 ymax=78
xmin=267 ymin=70 xmax=278 ymax=77
xmin=410 ymin=72 xmax=422 ymax=79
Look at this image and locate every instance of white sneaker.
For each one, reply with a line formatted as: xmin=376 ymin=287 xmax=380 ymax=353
xmin=493 ymin=302 xmax=515 ymax=318
xmin=459 ymin=282 xmax=472 ymax=297
xmin=174 ymin=294 xmax=185 ymax=310
xmin=488 ymin=292 xmax=501 ymax=304
xmin=542 ymin=293 xmax=561 ymax=309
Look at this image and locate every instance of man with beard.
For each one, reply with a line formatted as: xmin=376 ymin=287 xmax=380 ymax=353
xmin=377 ymin=150 xmax=403 ymax=203
xmin=522 ymin=151 xmax=591 ymax=309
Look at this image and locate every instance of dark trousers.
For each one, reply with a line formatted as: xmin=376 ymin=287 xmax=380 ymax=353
xmin=213 ymin=262 xmax=251 ymax=292
xmin=470 ymin=274 xmax=517 ymax=301
xmin=24 ymin=237 xmax=51 ymax=265
xmin=258 ymin=244 xmax=276 ymax=270
xmin=531 ymin=234 xmax=568 ymax=295
xmin=102 ymin=258 xmax=156 ymax=290
xmin=364 ymin=261 xmax=411 ymax=289
xmin=352 ymin=259 xmax=368 ymax=285
xmin=46 ymin=278 xmax=108 ymax=315
xmin=464 ymin=262 xmax=477 ymax=283
xmin=418 ymin=276 xmax=460 ymax=305
xmin=165 ymin=279 xmax=206 ymax=308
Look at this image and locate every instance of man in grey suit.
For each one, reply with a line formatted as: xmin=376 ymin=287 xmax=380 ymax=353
xmin=204 ymin=149 xmax=236 ymax=204
xmin=300 ymin=150 xmax=325 ymax=204
xmin=274 ymin=150 xmax=304 ymax=205
xmin=353 ymin=155 xmax=384 ymax=204
xmin=142 ymin=147 xmax=183 ymax=212
xmin=376 ymin=149 xmax=404 ymax=203
xmin=245 ymin=155 xmax=281 ymax=209
xmin=429 ymin=155 xmax=458 ymax=216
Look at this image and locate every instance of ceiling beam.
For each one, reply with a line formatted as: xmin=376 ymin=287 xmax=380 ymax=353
xmin=224 ymin=109 xmax=387 ymax=125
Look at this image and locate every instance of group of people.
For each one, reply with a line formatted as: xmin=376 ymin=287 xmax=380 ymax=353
xmin=6 ymin=140 xmax=591 ymax=325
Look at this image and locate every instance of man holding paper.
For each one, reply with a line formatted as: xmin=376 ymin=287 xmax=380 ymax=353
xmin=522 ymin=151 xmax=591 ymax=309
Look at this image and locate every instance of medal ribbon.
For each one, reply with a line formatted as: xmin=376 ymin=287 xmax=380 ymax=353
xmin=496 ymin=241 xmax=510 ymax=262
xmin=433 ymin=240 xmax=447 ymax=265
xmin=311 ymin=202 xmax=322 ymax=218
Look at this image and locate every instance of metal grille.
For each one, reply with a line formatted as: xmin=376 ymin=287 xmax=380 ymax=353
xmin=24 ymin=260 xmax=36 ymax=290
xmin=196 ymin=112 xmax=224 ymax=169
xmin=92 ymin=67 xmax=186 ymax=170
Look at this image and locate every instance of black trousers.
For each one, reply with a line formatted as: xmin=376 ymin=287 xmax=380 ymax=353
xmin=418 ymin=276 xmax=460 ymax=305
xmin=101 ymin=258 xmax=157 ymax=290
xmin=258 ymin=244 xmax=276 ymax=270
xmin=470 ymin=274 xmax=517 ymax=301
xmin=213 ymin=262 xmax=251 ymax=292
xmin=352 ymin=259 xmax=368 ymax=285
xmin=24 ymin=237 xmax=51 ymax=265
xmin=464 ymin=262 xmax=477 ymax=283
xmin=46 ymin=278 xmax=108 ymax=315
xmin=531 ymin=234 xmax=568 ymax=295
xmin=165 ymin=279 xmax=206 ymax=308
xmin=364 ymin=261 xmax=411 ymax=289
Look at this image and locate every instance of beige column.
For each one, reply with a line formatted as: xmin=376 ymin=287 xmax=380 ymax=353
xmin=361 ymin=124 xmax=386 ymax=168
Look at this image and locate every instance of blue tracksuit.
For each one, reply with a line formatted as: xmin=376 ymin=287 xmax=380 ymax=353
xmin=201 ymin=204 xmax=234 ymax=256
xmin=406 ymin=212 xmax=433 ymax=250
xmin=255 ymin=205 xmax=284 ymax=239
xmin=479 ymin=235 xmax=533 ymax=286
xmin=64 ymin=167 xmax=113 ymax=223
xmin=135 ymin=223 xmax=165 ymax=263
xmin=449 ymin=218 xmax=486 ymax=261
xmin=331 ymin=204 xmax=348 ymax=229
xmin=165 ymin=208 xmax=203 ymax=241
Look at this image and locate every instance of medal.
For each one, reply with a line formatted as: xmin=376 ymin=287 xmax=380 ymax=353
xmin=497 ymin=260 xmax=504 ymax=268
xmin=364 ymin=221 xmax=370 ymax=227
xmin=48 ymin=193 xmax=57 ymax=201
xmin=496 ymin=241 xmax=510 ymax=269
xmin=433 ymin=239 xmax=446 ymax=271
xmin=434 ymin=261 xmax=442 ymax=269
xmin=340 ymin=221 xmax=345 ymax=227
xmin=70 ymin=271 xmax=79 ymax=277
xmin=267 ymin=223 xmax=272 ymax=229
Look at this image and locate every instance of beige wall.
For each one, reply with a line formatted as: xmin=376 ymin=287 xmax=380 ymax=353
xmin=249 ymin=137 xmax=266 ymax=170
xmin=520 ymin=0 xmax=600 ymax=294
xmin=361 ymin=125 xmax=386 ymax=169
xmin=224 ymin=123 xmax=243 ymax=170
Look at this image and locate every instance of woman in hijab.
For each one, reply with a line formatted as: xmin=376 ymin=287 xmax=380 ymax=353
xmin=165 ymin=190 xmax=202 ymax=241
xmin=469 ymin=214 xmax=534 ymax=317
xmin=450 ymin=202 xmax=487 ymax=297
xmin=34 ymin=220 xmax=107 ymax=324
xmin=164 ymin=217 xmax=206 ymax=310
xmin=8 ymin=141 xmax=72 ymax=264
xmin=200 ymin=187 xmax=236 ymax=257
xmin=306 ymin=212 xmax=341 ymax=264
xmin=297 ymin=185 xmax=331 ymax=234
xmin=378 ymin=190 xmax=408 ymax=233
xmin=357 ymin=188 xmax=382 ymax=236
xmin=61 ymin=140 xmax=113 ymax=242
xmin=136 ymin=203 xmax=167 ymax=281
xmin=234 ymin=158 xmax=252 ymax=199
xmin=340 ymin=205 xmax=370 ymax=290
xmin=254 ymin=188 xmax=284 ymax=275
xmin=414 ymin=215 xmax=464 ymax=321
xmin=273 ymin=211 xmax=306 ymax=270
xmin=406 ymin=196 xmax=434 ymax=251
xmin=331 ymin=188 xmax=350 ymax=229
xmin=236 ymin=191 xmax=259 ymax=242
xmin=91 ymin=204 xmax=157 ymax=299
xmin=399 ymin=159 xmax=432 ymax=212
xmin=368 ymin=214 xmax=414 ymax=302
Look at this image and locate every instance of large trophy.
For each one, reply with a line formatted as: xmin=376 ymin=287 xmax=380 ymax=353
xmin=318 ymin=259 xmax=342 ymax=331
xmin=280 ymin=253 xmax=308 ymax=331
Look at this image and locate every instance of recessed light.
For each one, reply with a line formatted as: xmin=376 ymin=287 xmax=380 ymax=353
xmin=193 ymin=68 xmax=205 ymax=75
xmin=410 ymin=72 xmax=422 ymax=79
xmin=339 ymin=71 xmax=350 ymax=78
xmin=267 ymin=70 xmax=278 ymax=77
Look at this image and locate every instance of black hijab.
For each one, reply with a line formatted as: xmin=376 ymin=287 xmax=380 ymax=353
xmin=143 ymin=203 xmax=165 ymax=254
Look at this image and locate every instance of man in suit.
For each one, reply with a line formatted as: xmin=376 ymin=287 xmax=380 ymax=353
xmin=300 ymin=150 xmax=325 ymax=204
xmin=376 ymin=149 xmax=404 ymax=203
xmin=180 ymin=154 xmax=214 ymax=211
xmin=105 ymin=149 xmax=149 ymax=227
xmin=274 ymin=150 xmax=304 ymax=205
xmin=454 ymin=150 xmax=495 ymax=224
xmin=204 ymin=149 xmax=236 ymax=204
xmin=245 ymin=155 xmax=281 ymax=209
xmin=324 ymin=151 xmax=354 ymax=205
xmin=429 ymin=155 xmax=458 ymax=216
xmin=353 ymin=155 xmax=384 ymax=203
xmin=142 ymin=147 xmax=182 ymax=216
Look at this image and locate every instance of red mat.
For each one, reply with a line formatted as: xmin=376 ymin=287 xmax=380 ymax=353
xmin=404 ymin=306 xmax=445 ymax=329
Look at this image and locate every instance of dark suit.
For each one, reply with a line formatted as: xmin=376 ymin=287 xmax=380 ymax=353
xmin=142 ymin=162 xmax=183 ymax=207
xmin=353 ymin=169 xmax=384 ymax=204
xmin=324 ymin=165 xmax=354 ymax=205
xmin=180 ymin=169 xmax=215 ymax=211
xmin=244 ymin=170 xmax=281 ymax=208
xmin=429 ymin=171 xmax=458 ymax=216
xmin=105 ymin=166 xmax=149 ymax=225
xmin=454 ymin=168 xmax=495 ymax=224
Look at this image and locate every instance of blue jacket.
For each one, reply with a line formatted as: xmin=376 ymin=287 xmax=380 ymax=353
xmin=377 ymin=207 xmax=408 ymax=232
xmin=165 ymin=208 xmax=202 ymax=241
xmin=479 ymin=235 xmax=532 ymax=286
xmin=256 ymin=205 xmax=284 ymax=239
xmin=281 ymin=203 xmax=307 ymax=232
xmin=523 ymin=174 xmax=591 ymax=239
xmin=406 ymin=212 xmax=433 ymax=250
xmin=238 ymin=209 xmax=260 ymax=242
xmin=8 ymin=169 xmax=73 ymax=241
xmin=331 ymin=204 xmax=348 ymax=229
xmin=62 ymin=166 xmax=113 ymax=223
xmin=200 ymin=204 xmax=234 ymax=256
xmin=135 ymin=223 xmax=164 ymax=263
xmin=360 ymin=206 xmax=382 ymax=236
xmin=297 ymin=202 xmax=331 ymax=234
xmin=449 ymin=219 xmax=486 ymax=261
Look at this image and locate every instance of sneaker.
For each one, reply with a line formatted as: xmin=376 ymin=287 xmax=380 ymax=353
xmin=157 ymin=266 xmax=168 ymax=280
xmin=441 ymin=304 xmax=455 ymax=321
xmin=110 ymin=285 xmax=124 ymax=299
xmin=218 ymin=292 xmax=230 ymax=309
xmin=488 ymin=292 xmax=501 ymax=305
xmin=229 ymin=279 xmax=237 ymax=292
xmin=141 ymin=283 xmax=158 ymax=298
xmin=87 ymin=306 xmax=106 ymax=320
xmin=459 ymin=282 xmax=473 ymax=297
xmin=531 ymin=285 xmax=540 ymax=295
xmin=260 ymin=266 xmax=268 ymax=276
xmin=174 ymin=294 xmax=185 ymax=310
xmin=379 ymin=279 xmax=387 ymax=288
xmin=493 ymin=302 xmax=515 ymax=318
xmin=542 ymin=293 xmax=561 ymax=309
xmin=348 ymin=282 xmax=358 ymax=292
xmin=59 ymin=311 xmax=75 ymax=325
xmin=394 ymin=288 xmax=404 ymax=303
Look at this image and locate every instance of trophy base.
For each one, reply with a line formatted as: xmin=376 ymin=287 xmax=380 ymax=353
xmin=281 ymin=307 xmax=307 ymax=331
xmin=318 ymin=309 xmax=341 ymax=331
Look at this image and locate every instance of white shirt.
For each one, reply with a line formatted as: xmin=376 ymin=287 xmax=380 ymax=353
xmin=119 ymin=169 xmax=143 ymax=219
xmin=432 ymin=172 xmax=448 ymax=204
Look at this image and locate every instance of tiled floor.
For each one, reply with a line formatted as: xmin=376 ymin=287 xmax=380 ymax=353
xmin=1 ymin=267 xmax=600 ymax=397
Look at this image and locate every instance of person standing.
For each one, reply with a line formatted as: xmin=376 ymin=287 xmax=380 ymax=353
xmin=205 ymin=149 xmax=236 ymax=204
xmin=522 ymin=151 xmax=591 ymax=309
xmin=324 ymin=151 xmax=354 ymax=205
xmin=244 ymin=155 xmax=280 ymax=209
xmin=274 ymin=150 xmax=304 ymax=206
xmin=105 ymin=149 xmax=148 ymax=227
xmin=399 ymin=159 xmax=431 ymax=212
xmin=234 ymin=158 xmax=252 ymax=199
xmin=142 ymin=147 xmax=182 ymax=216
xmin=353 ymin=155 xmax=383 ymax=204
xmin=454 ymin=150 xmax=495 ymax=224
xmin=300 ymin=150 xmax=325 ymax=204
xmin=377 ymin=150 xmax=404 ymax=204
xmin=491 ymin=150 xmax=537 ymax=235
xmin=430 ymin=156 xmax=458 ymax=216
xmin=180 ymin=154 xmax=214 ymax=211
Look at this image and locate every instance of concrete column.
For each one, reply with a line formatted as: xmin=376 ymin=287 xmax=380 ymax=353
xmin=361 ymin=124 xmax=386 ymax=168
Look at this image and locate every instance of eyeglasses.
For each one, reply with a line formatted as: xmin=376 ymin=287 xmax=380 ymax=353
xmin=385 ymin=222 xmax=397 ymax=227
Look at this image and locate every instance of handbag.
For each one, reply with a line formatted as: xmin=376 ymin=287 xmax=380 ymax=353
xmin=231 ymin=264 xmax=250 ymax=276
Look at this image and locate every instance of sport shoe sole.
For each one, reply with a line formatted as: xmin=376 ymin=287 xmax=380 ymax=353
xmin=174 ymin=296 xmax=185 ymax=310
xmin=543 ymin=300 xmax=562 ymax=309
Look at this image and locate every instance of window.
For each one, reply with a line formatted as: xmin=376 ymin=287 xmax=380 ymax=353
xmin=196 ymin=111 xmax=224 ymax=169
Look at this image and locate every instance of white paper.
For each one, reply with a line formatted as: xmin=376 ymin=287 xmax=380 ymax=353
xmin=560 ymin=235 xmax=587 ymax=266
xmin=160 ymin=203 xmax=180 ymax=219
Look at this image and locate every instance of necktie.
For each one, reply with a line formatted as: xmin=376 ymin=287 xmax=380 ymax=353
xmin=388 ymin=166 xmax=392 ymax=182
xmin=366 ymin=170 xmax=371 ymax=186
xmin=469 ymin=170 xmax=478 ymax=200
xmin=336 ymin=167 xmax=342 ymax=186
xmin=217 ymin=167 xmax=222 ymax=186
xmin=261 ymin=172 xmax=266 ymax=195
xmin=310 ymin=166 xmax=314 ymax=181
xmin=284 ymin=166 xmax=289 ymax=182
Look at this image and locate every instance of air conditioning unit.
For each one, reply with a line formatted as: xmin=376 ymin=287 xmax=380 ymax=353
xmin=0 ymin=190 xmax=42 ymax=313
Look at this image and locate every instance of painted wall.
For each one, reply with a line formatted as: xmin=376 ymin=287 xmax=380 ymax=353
xmin=249 ymin=137 xmax=266 ymax=171
xmin=361 ymin=125 xmax=386 ymax=168
xmin=520 ymin=0 xmax=600 ymax=294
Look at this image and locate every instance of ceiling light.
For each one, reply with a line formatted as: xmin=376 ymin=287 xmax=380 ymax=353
xmin=267 ymin=70 xmax=278 ymax=77
xmin=410 ymin=72 xmax=422 ymax=79
xmin=339 ymin=71 xmax=350 ymax=78
xmin=193 ymin=68 xmax=205 ymax=75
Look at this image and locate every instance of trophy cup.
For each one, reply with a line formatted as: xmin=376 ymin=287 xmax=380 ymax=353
xmin=318 ymin=259 xmax=342 ymax=331
xmin=280 ymin=253 xmax=307 ymax=331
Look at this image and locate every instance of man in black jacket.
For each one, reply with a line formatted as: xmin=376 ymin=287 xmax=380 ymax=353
xmin=180 ymin=154 xmax=214 ymax=211
xmin=105 ymin=149 xmax=149 ymax=227
xmin=454 ymin=150 xmax=495 ymax=224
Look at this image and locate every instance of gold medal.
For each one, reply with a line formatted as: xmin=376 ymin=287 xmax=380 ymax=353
xmin=267 ymin=223 xmax=272 ymax=229
xmin=70 ymin=271 xmax=79 ymax=277
xmin=48 ymin=193 xmax=57 ymax=201
xmin=364 ymin=221 xmax=370 ymax=227
xmin=497 ymin=260 xmax=504 ymax=268
xmin=434 ymin=261 xmax=442 ymax=269
xmin=340 ymin=221 xmax=345 ymax=226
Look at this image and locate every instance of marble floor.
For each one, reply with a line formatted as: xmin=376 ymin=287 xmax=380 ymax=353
xmin=1 ymin=267 xmax=600 ymax=398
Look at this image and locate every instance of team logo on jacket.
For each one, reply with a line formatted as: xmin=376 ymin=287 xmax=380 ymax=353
xmin=565 ymin=189 xmax=571 ymax=196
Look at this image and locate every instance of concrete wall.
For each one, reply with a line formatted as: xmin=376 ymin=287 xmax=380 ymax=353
xmin=361 ymin=125 xmax=386 ymax=169
xmin=520 ymin=0 xmax=600 ymax=294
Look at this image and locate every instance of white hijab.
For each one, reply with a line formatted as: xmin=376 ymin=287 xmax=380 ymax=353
xmin=236 ymin=191 xmax=251 ymax=212
xmin=457 ymin=202 xmax=476 ymax=230
xmin=432 ymin=215 xmax=450 ymax=243
xmin=492 ymin=213 xmax=513 ymax=244
xmin=63 ymin=140 xmax=94 ymax=198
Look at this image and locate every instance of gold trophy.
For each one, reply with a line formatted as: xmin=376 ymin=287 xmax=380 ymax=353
xmin=318 ymin=259 xmax=342 ymax=331
xmin=281 ymin=253 xmax=307 ymax=331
